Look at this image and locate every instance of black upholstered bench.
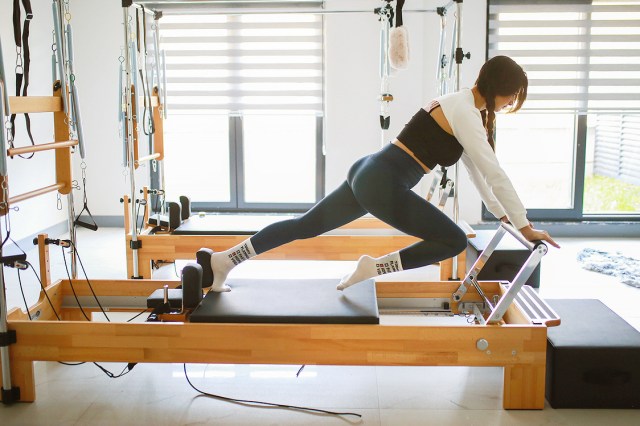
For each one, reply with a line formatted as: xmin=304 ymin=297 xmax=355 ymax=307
xmin=189 ymin=278 xmax=379 ymax=324
xmin=467 ymin=229 xmax=541 ymax=288
xmin=545 ymin=299 xmax=640 ymax=408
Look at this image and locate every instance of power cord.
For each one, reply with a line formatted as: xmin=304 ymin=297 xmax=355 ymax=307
xmin=6 ymin=247 xmax=146 ymax=379
xmin=183 ymin=364 xmax=362 ymax=419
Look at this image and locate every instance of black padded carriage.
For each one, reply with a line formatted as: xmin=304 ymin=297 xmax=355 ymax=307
xmin=189 ymin=278 xmax=379 ymax=324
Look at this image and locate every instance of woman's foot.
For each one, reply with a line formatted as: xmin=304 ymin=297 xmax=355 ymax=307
xmin=337 ymin=255 xmax=377 ymax=290
xmin=196 ymin=248 xmax=231 ymax=292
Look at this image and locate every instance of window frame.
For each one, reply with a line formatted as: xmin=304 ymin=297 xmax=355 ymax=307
xmin=150 ymin=8 xmax=325 ymax=213
xmin=483 ymin=0 xmax=640 ymax=224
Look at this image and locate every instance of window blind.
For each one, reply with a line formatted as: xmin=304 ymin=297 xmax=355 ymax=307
xmin=156 ymin=3 xmax=323 ymax=113
xmin=488 ymin=0 xmax=640 ymax=113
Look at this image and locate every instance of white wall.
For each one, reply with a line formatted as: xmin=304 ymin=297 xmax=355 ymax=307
xmin=2 ymin=0 xmax=490 ymax=239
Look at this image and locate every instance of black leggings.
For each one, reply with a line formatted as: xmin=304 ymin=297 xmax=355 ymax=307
xmin=250 ymin=143 xmax=467 ymax=269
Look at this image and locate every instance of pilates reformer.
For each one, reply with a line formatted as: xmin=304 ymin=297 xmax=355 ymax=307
xmin=1 ymin=221 xmax=559 ymax=409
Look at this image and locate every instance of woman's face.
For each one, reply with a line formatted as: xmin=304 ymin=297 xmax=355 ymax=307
xmin=494 ymin=93 xmax=517 ymax=112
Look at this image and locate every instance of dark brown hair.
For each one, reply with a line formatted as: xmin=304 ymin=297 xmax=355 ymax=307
xmin=475 ymin=56 xmax=528 ymax=150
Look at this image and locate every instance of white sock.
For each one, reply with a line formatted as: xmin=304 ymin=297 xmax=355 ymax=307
xmin=210 ymin=239 xmax=257 ymax=292
xmin=337 ymin=251 xmax=403 ymax=291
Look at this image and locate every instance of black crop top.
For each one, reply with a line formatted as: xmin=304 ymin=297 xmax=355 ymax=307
xmin=396 ymin=108 xmax=463 ymax=169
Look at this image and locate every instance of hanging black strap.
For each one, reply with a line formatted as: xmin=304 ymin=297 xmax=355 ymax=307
xmin=74 ymin=202 xmax=98 ymax=231
xmin=74 ymin=169 xmax=99 ymax=231
xmin=396 ymin=0 xmax=405 ymax=27
xmin=439 ymin=166 xmax=448 ymax=188
xmin=10 ymin=0 xmax=36 ymax=157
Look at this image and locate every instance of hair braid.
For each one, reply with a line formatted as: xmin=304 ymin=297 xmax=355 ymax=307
xmin=475 ymin=56 xmax=528 ymax=153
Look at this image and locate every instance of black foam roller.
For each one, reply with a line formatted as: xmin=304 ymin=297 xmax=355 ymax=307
xmin=168 ymin=201 xmax=181 ymax=230
xmin=182 ymin=263 xmax=203 ymax=310
xmin=179 ymin=195 xmax=192 ymax=221
xmin=196 ymin=247 xmax=214 ymax=288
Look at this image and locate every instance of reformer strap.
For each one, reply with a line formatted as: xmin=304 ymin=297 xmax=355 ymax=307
xmin=396 ymin=0 xmax=405 ymax=27
xmin=74 ymin=166 xmax=98 ymax=231
xmin=10 ymin=0 xmax=36 ymax=157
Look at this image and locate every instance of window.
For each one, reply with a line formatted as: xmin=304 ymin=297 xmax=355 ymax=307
xmin=156 ymin=7 xmax=324 ymax=212
xmin=487 ymin=0 xmax=640 ymax=222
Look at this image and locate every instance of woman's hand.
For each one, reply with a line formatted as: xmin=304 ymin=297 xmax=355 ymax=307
xmin=519 ymin=224 xmax=560 ymax=249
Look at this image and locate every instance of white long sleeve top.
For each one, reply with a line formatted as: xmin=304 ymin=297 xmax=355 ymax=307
xmin=432 ymin=88 xmax=529 ymax=229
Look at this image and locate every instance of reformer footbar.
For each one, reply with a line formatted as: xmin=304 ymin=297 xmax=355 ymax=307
xmin=453 ymin=221 xmax=556 ymax=325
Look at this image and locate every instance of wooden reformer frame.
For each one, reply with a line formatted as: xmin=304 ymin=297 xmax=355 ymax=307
xmin=0 ymin=88 xmax=75 ymax=211
xmin=0 ymin=83 xmax=79 ymax=404
xmin=1 ymin=232 xmax=558 ymax=409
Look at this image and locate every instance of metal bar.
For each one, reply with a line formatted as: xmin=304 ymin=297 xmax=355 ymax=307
xmin=486 ymin=243 xmax=548 ymax=324
xmin=0 ymin=265 xmax=13 ymax=399
xmin=161 ymin=50 xmax=167 ymax=119
xmin=123 ymin=4 xmax=140 ymax=278
xmin=454 ymin=0 xmax=462 ymax=91
xmin=450 ymin=0 xmax=463 ymax=281
xmin=437 ymin=179 xmax=454 ymax=211
xmin=452 ymin=226 xmax=508 ymax=302
xmin=7 ymin=140 xmax=78 ymax=156
xmin=66 ymin=24 xmax=86 ymax=159
xmin=426 ymin=169 xmax=443 ymax=203
xmin=52 ymin=0 xmax=68 ymax=115
xmin=136 ymin=153 xmax=161 ymax=164
xmin=67 ymin=191 xmax=78 ymax=279
xmin=0 ymin=63 xmax=7 ymax=175
xmin=499 ymin=221 xmax=536 ymax=251
xmin=436 ymin=9 xmax=447 ymax=95
xmin=152 ymin=18 xmax=163 ymax=115
xmin=130 ymin=42 xmax=140 ymax=124
xmin=0 ymin=35 xmax=9 ymax=114
xmin=8 ymin=183 xmax=65 ymax=205
xmin=137 ymin=7 xmax=441 ymax=16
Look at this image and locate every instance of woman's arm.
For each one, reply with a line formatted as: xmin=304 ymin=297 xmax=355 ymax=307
xmin=450 ymin=107 xmax=529 ymax=229
xmin=461 ymin=152 xmax=507 ymax=219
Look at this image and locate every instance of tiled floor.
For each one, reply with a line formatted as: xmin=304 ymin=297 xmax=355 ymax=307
xmin=2 ymin=228 xmax=640 ymax=425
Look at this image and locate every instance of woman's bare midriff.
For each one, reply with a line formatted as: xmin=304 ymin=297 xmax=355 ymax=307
xmin=392 ymin=105 xmax=455 ymax=174
xmin=391 ymin=140 xmax=431 ymax=173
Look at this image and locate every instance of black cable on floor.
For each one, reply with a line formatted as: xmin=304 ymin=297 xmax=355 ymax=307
xmin=22 ymin=259 xmax=140 ymax=379
xmin=182 ymin=364 xmax=362 ymax=419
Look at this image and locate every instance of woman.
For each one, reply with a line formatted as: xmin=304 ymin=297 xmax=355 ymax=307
xmin=201 ymin=55 xmax=559 ymax=292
